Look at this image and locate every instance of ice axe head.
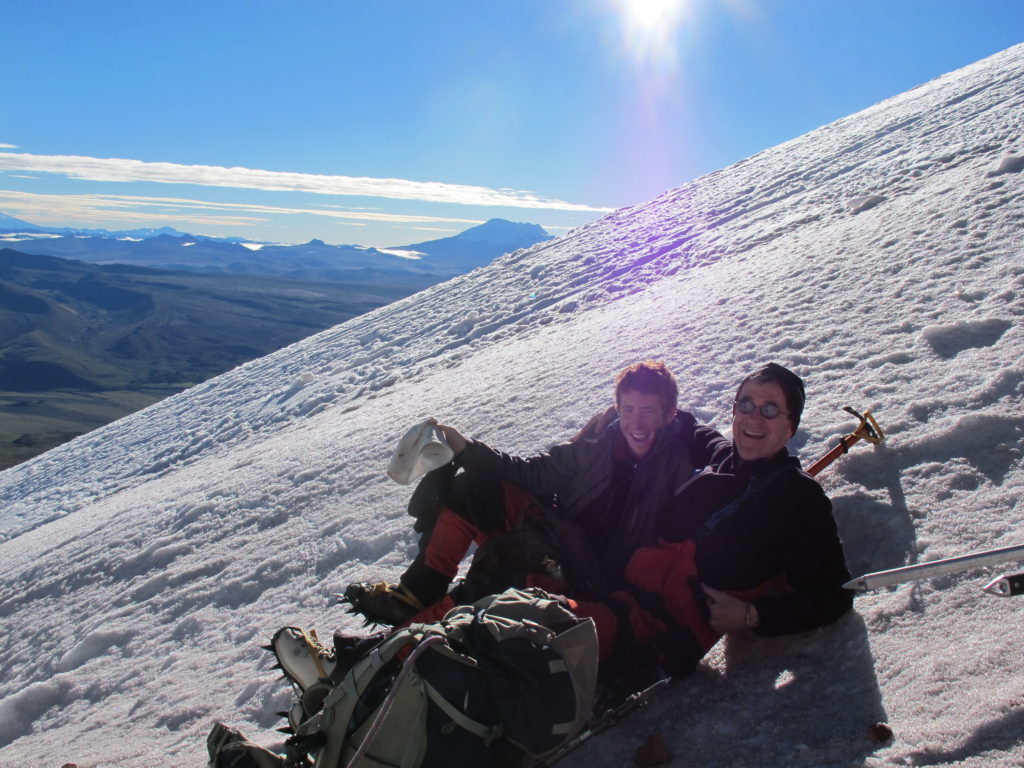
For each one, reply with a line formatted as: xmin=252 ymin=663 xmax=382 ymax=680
xmin=842 ymin=406 xmax=884 ymax=444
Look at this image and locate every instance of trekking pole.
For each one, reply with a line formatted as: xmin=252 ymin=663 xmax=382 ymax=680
xmin=844 ymin=543 xmax=1024 ymax=592
xmin=529 ymin=677 xmax=671 ymax=768
xmin=982 ymin=572 xmax=1024 ymax=597
xmin=805 ymin=407 xmax=884 ymax=477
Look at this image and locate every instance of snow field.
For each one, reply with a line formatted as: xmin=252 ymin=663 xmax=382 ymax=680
xmin=0 ymin=43 xmax=1022 ymax=768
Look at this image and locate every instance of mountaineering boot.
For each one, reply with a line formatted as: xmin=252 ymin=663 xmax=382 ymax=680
xmin=274 ymin=629 xmax=390 ymax=733
xmin=341 ymin=549 xmax=454 ymax=625
xmin=270 ymin=626 xmax=337 ymax=693
xmin=340 ymin=581 xmax=424 ymax=626
xmin=332 ymin=629 xmax=390 ymax=669
xmin=206 ymin=722 xmax=284 ymax=768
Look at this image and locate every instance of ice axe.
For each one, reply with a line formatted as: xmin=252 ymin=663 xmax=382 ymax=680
xmin=805 ymin=406 xmax=884 ymax=477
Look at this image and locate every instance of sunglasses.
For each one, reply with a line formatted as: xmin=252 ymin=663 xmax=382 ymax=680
xmin=735 ymin=397 xmax=789 ymax=420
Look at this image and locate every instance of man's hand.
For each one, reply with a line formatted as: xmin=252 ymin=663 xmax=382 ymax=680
xmin=436 ymin=424 xmax=467 ymax=455
xmin=702 ymin=584 xmax=758 ymax=634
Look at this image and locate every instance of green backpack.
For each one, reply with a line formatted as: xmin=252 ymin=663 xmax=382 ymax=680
xmin=209 ymin=588 xmax=598 ymax=768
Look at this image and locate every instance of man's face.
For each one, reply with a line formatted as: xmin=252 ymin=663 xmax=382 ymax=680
xmin=617 ymin=389 xmax=674 ymax=459
xmin=732 ymin=380 xmax=794 ymax=461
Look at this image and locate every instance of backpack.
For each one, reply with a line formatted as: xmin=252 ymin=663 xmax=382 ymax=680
xmin=209 ymin=588 xmax=598 ymax=768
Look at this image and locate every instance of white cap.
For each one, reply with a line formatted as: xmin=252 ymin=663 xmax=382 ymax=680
xmin=386 ymin=418 xmax=455 ymax=485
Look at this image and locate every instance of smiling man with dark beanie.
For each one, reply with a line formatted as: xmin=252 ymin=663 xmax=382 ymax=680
xmin=567 ymin=362 xmax=852 ymax=685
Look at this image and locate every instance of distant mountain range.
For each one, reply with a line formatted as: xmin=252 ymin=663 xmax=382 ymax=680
xmin=0 ymin=212 xmax=201 ymax=240
xmin=0 ymin=215 xmax=552 ymax=281
xmin=0 ymin=216 xmax=552 ymax=469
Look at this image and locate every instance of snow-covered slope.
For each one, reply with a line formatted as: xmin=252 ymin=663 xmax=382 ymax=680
xmin=1 ymin=44 xmax=1022 ymax=768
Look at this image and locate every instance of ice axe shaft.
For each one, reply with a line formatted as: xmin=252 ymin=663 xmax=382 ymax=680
xmin=806 ymin=407 xmax=884 ymax=477
xmin=844 ymin=544 xmax=1024 ymax=592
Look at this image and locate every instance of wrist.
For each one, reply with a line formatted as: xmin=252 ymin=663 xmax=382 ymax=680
xmin=744 ymin=602 xmax=759 ymax=629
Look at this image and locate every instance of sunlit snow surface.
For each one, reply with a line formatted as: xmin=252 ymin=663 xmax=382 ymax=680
xmin=1 ymin=45 xmax=1023 ymax=768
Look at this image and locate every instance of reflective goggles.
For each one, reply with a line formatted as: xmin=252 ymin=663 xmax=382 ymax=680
xmin=735 ymin=397 xmax=789 ymax=420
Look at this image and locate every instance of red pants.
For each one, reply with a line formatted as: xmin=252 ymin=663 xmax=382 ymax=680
xmin=406 ymin=481 xmax=540 ymax=624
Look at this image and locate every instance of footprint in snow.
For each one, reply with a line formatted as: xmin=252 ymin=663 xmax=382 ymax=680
xmin=920 ymin=318 xmax=1012 ymax=359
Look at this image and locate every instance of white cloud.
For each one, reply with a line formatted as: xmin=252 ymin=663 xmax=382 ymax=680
xmin=0 ymin=191 xmax=265 ymax=229
xmin=0 ymin=189 xmax=488 ymax=229
xmin=0 ymin=151 xmax=614 ymax=212
xmin=0 ymin=143 xmax=17 ymax=149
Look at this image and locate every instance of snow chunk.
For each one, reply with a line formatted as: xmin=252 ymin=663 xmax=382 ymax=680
xmin=57 ymin=629 xmax=133 ymax=671
xmin=847 ymin=195 xmax=886 ymax=214
xmin=450 ymin=310 xmax=481 ymax=337
xmin=0 ymin=678 xmax=77 ymax=747
xmin=986 ymin=155 xmax=1024 ymax=176
xmin=282 ymin=372 xmax=317 ymax=398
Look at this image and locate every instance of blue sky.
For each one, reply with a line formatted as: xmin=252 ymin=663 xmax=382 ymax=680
xmin=1 ymin=1 xmax=1022 ymax=247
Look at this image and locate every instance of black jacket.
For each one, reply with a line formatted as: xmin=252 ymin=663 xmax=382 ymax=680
xmin=662 ymin=445 xmax=853 ymax=636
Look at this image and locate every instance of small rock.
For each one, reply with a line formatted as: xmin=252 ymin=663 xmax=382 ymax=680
xmin=634 ymin=730 xmax=672 ymax=767
xmin=868 ymin=722 xmax=894 ymax=744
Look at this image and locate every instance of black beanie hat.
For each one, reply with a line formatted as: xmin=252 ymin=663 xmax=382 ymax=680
xmin=738 ymin=362 xmax=806 ymax=431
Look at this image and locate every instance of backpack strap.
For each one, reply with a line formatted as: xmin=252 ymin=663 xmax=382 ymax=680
xmin=340 ymin=634 xmax=445 ymax=768
xmin=695 ymin=463 xmax=793 ymax=542
xmin=290 ymin=629 xmax=426 ymax=768
xmin=421 ymin=679 xmax=505 ymax=745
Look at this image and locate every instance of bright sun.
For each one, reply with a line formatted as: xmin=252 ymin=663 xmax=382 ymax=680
xmin=620 ymin=0 xmax=688 ymax=32
xmin=613 ymin=0 xmax=693 ymax=72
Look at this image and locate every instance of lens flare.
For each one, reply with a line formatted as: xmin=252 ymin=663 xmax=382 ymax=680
xmin=622 ymin=0 xmax=686 ymax=33
xmin=614 ymin=0 xmax=692 ymax=72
